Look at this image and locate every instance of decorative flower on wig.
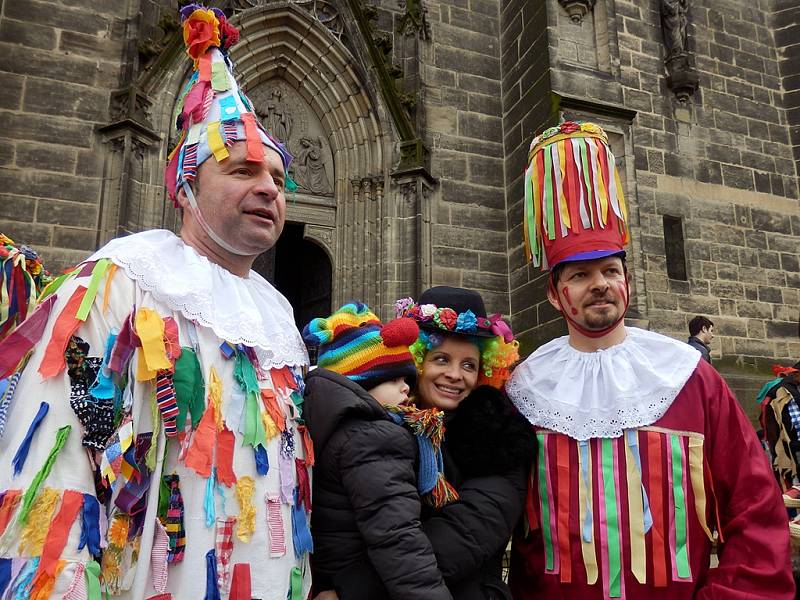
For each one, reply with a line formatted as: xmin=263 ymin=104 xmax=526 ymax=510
xmin=580 ymin=122 xmax=604 ymax=136
xmin=182 ymin=7 xmax=221 ymax=64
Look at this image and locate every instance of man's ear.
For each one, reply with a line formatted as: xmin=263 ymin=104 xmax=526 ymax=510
xmin=175 ymin=184 xmax=190 ymax=210
xmin=546 ymin=283 xmax=563 ymax=313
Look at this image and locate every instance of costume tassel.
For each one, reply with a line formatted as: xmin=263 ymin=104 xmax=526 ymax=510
xmin=215 ymin=517 xmax=235 ymax=595
xmin=12 ymin=401 xmax=49 ymax=476
xmin=204 ymin=549 xmax=221 ymax=600
xmin=164 ymin=474 xmax=186 ymax=563
xmin=688 ymin=436 xmax=713 ymax=541
xmin=290 ymin=566 xmax=303 ymax=600
xmin=151 ymin=518 xmax=169 ymax=593
xmin=290 ymin=488 xmax=313 ymax=558
xmin=254 ymin=444 xmax=269 ymax=476
xmin=0 ymin=557 xmax=10 ymax=596
xmin=205 ymin=468 xmax=217 ymax=527
xmin=19 ymin=425 xmax=70 ymax=524
xmin=429 ymin=473 xmax=459 ymax=509
xmin=39 ymin=287 xmax=87 ymax=379
xmin=234 ymin=477 xmax=255 ymax=543
xmin=19 ymin=487 xmax=60 ymax=555
xmin=31 ymin=489 xmax=82 ymax=589
xmin=78 ymin=493 xmax=101 ymax=558
xmin=266 ymin=493 xmax=285 ymax=557
xmin=261 ymin=389 xmax=286 ymax=432
xmin=0 ymin=371 xmax=23 ymax=439
xmin=0 ymin=295 xmax=56 ymax=380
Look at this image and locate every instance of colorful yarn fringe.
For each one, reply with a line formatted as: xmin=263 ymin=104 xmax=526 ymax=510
xmin=523 ymin=121 xmax=629 ymax=269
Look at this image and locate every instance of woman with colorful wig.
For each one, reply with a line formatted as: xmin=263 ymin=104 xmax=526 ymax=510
xmin=395 ymin=286 xmax=534 ymax=600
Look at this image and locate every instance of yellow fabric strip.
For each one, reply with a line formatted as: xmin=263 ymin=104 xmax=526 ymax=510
xmin=578 ymin=441 xmax=598 ymax=585
xmin=209 ymin=365 xmax=224 ymax=432
xmin=235 ymin=476 xmax=256 ymax=542
xmin=688 ymin=437 xmax=713 ymax=541
xmin=136 ymin=347 xmax=157 ymax=382
xmin=135 ymin=308 xmax=172 ymax=373
xmin=208 ymin=121 xmax=229 ymax=162
xmin=625 ymin=433 xmax=647 ymax=584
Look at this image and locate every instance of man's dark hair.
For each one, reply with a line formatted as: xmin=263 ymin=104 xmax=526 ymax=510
xmin=688 ymin=316 xmax=713 ymax=337
xmin=550 ymin=254 xmax=627 ymax=284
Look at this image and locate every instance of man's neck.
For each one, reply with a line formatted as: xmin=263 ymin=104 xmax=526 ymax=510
xmin=180 ymin=228 xmax=255 ymax=278
xmin=567 ymin=321 xmax=627 ymax=352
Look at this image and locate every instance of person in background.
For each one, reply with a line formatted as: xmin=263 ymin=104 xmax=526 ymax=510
xmin=687 ymin=315 xmax=714 ymax=364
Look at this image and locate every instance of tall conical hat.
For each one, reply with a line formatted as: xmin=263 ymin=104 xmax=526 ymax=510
xmin=523 ymin=121 xmax=629 ymax=270
xmin=164 ymin=4 xmax=293 ymax=205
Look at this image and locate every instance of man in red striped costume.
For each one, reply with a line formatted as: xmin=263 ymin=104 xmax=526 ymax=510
xmin=506 ymin=121 xmax=793 ymax=599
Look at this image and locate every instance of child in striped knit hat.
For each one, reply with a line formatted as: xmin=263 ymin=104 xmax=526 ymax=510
xmin=302 ymin=302 xmax=454 ymax=600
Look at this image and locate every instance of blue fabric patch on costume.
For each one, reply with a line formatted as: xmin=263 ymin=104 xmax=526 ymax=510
xmin=291 ymin=488 xmax=313 ymax=559
xmin=254 ymin=444 xmax=269 ymax=476
xmin=218 ymin=95 xmax=240 ymax=122
xmin=12 ymin=401 xmax=49 ymax=476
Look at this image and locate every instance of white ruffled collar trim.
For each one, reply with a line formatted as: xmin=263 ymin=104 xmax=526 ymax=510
xmin=89 ymin=230 xmax=308 ymax=369
xmin=506 ymin=327 xmax=700 ymax=440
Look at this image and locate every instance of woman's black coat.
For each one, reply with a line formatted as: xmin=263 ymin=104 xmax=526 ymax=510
xmin=303 ymin=367 xmax=452 ymax=600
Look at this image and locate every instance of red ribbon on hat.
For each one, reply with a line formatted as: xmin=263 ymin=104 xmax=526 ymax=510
xmin=479 ymin=313 xmax=514 ymax=343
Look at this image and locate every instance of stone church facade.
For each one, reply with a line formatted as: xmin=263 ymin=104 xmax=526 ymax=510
xmin=1 ymin=0 xmax=798 ymax=402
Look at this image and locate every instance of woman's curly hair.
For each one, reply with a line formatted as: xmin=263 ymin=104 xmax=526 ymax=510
xmin=410 ymin=329 xmax=519 ymax=389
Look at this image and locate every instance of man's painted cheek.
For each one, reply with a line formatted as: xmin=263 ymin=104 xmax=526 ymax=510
xmin=562 ymin=287 xmax=578 ymax=316
xmin=614 ymin=280 xmax=628 ymax=304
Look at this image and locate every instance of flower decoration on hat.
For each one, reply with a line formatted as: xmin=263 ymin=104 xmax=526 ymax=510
xmin=523 ymin=120 xmax=630 ymax=270
xmin=165 ymin=5 xmax=293 ymax=206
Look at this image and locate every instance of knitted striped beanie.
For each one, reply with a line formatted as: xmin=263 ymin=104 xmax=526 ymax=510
xmin=303 ymin=303 xmax=419 ymax=391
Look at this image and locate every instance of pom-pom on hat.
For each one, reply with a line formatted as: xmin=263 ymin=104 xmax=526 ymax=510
xmin=395 ymin=286 xmax=515 ymax=344
xmin=302 ymin=302 xmax=420 ymax=391
xmin=164 ymin=4 xmax=293 ymax=205
xmin=523 ymin=121 xmax=629 ymax=270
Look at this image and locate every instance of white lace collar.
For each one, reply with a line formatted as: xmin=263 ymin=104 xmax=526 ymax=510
xmin=506 ymin=327 xmax=700 ymax=440
xmin=89 ymin=230 xmax=308 ymax=369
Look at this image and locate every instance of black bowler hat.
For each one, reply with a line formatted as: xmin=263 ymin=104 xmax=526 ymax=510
xmin=394 ymin=286 xmax=515 ymax=343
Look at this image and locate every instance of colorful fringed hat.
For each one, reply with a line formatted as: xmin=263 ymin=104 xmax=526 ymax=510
xmin=165 ymin=4 xmax=293 ymax=205
xmin=302 ymin=303 xmax=420 ymax=391
xmin=523 ymin=121 xmax=629 ymax=270
xmin=0 ymin=234 xmax=51 ymax=340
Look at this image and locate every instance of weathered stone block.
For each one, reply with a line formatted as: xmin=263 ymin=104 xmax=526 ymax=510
xmin=757 ymin=285 xmax=783 ymax=304
xmin=52 ymin=226 xmax=96 ymax=251
xmin=0 ymin=219 xmax=51 ymax=247
xmin=0 ymin=111 xmax=93 ymax=148
xmin=753 ymin=209 xmax=793 ymax=235
xmin=441 ymin=179 xmax=504 ymax=210
xmin=780 ymin=253 xmax=800 ymax=272
xmin=0 ymin=18 xmax=57 ymax=50
xmin=0 ymin=168 xmax=100 ymax=204
xmin=15 ymin=142 xmax=76 ymax=173
xmin=0 ymin=194 xmax=35 ymax=222
xmin=35 ymin=198 xmax=98 ymax=228
xmin=721 ymin=164 xmax=754 ymax=190
xmin=432 ymin=246 xmax=480 ymax=270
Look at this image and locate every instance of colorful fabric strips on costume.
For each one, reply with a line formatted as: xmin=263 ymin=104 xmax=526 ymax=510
xmin=533 ymin=428 xmax=713 ymax=598
xmin=523 ymin=121 xmax=629 ymax=269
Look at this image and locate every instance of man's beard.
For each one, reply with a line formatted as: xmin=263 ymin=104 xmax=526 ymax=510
xmin=582 ymin=297 xmax=620 ymax=330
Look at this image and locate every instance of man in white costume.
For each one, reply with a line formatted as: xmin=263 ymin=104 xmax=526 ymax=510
xmin=506 ymin=121 xmax=793 ymax=599
xmin=0 ymin=5 xmax=312 ymax=598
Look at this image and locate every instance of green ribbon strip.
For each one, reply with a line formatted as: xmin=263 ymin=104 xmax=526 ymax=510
xmin=76 ymin=259 xmax=110 ymax=322
xmin=670 ymin=434 xmax=690 ymax=579
xmin=19 ymin=425 xmax=71 ymax=524
xmin=38 ymin=270 xmax=77 ymax=302
xmin=543 ymin=148 xmax=555 ymax=240
xmin=234 ymin=352 xmax=266 ymax=448
xmin=85 ymin=560 xmax=102 ymax=600
xmin=174 ymin=348 xmax=206 ymax=430
xmin=536 ymin=433 xmax=554 ymax=571
xmin=290 ymin=566 xmax=303 ymax=600
xmin=601 ymin=438 xmax=622 ymax=598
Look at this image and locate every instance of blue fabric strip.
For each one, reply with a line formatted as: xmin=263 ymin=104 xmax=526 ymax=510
xmin=12 ymin=402 xmax=49 ymax=475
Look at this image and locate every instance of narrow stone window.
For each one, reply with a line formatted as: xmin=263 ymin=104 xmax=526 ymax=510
xmin=663 ymin=215 xmax=687 ymax=281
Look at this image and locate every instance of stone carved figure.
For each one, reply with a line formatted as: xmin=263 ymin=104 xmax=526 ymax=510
xmin=264 ymin=90 xmax=293 ymax=144
xmin=294 ymin=136 xmax=332 ymax=195
xmin=660 ymin=0 xmax=689 ymax=60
